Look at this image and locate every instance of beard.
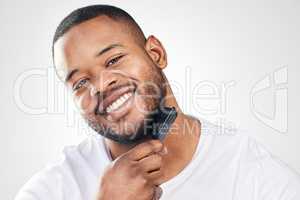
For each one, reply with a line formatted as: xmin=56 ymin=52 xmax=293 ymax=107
xmin=86 ymin=71 xmax=166 ymax=145
xmin=86 ymin=111 xmax=157 ymax=144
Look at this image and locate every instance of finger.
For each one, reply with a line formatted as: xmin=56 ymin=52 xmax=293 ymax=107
xmin=145 ymin=170 xmax=162 ymax=184
xmin=153 ymin=186 xmax=163 ymax=200
xmin=138 ymin=153 xmax=162 ymax=172
xmin=127 ymin=140 xmax=163 ymax=161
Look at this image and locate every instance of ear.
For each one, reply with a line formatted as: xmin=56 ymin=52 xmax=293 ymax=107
xmin=145 ymin=35 xmax=167 ymax=69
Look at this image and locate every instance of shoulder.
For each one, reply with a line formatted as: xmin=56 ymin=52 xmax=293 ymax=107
xmin=239 ymin=135 xmax=300 ymax=199
xmin=201 ymin=119 xmax=300 ymax=199
xmin=15 ymin=152 xmax=77 ymax=200
xmin=15 ymin=136 xmax=109 ymax=200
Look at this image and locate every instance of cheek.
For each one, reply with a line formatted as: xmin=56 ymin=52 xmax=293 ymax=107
xmin=124 ymin=56 xmax=164 ymax=112
xmin=122 ymin=53 xmax=154 ymax=79
xmin=135 ymin=82 xmax=162 ymax=113
xmin=74 ymin=90 xmax=97 ymax=115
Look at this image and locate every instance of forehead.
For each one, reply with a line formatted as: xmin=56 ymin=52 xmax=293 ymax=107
xmin=54 ymin=16 xmax=134 ymax=76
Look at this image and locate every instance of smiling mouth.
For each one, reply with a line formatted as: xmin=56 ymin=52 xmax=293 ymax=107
xmin=95 ymin=83 xmax=136 ymax=115
xmin=106 ymin=92 xmax=133 ymax=113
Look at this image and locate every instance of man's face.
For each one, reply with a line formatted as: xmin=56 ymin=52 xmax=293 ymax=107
xmin=54 ymin=16 xmax=167 ymax=144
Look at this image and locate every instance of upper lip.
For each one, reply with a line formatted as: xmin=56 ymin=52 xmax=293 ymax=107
xmin=95 ymin=83 xmax=136 ymax=115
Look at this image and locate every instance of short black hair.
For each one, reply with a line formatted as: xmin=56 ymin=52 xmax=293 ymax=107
xmin=52 ymin=5 xmax=146 ymax=62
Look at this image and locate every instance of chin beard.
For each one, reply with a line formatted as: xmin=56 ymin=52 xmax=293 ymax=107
xmin=86 ymin=112 xmax=158 ymax=145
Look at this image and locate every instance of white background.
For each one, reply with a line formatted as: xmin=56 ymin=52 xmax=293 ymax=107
xmin=0 ymin=0 xmax=299 ymax=199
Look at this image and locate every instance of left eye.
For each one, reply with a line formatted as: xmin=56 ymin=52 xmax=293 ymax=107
xmin=106 ymin=55 xmax=124 ymax=67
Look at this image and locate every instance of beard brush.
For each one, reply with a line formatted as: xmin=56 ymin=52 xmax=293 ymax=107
xmin=150 ymin=106 xmax=177 ymax=141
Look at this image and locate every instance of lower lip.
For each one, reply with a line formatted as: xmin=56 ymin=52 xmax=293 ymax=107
xmin=104 ymin=91 xmax=135 ymax=121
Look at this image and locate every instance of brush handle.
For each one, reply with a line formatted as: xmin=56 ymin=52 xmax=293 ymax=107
xmin=152 ymin=107 xmax=177 ymax=140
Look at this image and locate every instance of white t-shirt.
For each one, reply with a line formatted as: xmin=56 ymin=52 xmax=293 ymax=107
xmin=15 ymin=120 xmax=300 ymax=200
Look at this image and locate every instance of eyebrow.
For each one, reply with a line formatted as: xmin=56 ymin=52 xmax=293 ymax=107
xmin=65 ymin=69 xmax=79 ymax=82
xmin=96 ymin=43 xmax=123 ymax=57
xmin=65 ymin=44 xmax=123 ymax=82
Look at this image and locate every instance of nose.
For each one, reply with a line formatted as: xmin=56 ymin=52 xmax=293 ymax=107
xmin=89 ymin=71 xmax=118 ymax=97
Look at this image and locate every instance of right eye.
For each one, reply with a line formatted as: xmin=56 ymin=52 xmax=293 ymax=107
xmin=73 ymin=79 xmax=89 ymax=91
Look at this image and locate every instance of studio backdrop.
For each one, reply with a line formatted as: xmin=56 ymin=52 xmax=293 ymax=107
xmin=0 ymin=0 xmax=299 ymax=199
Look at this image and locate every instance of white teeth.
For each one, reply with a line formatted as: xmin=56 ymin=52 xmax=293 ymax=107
xmin=106 ymin=92 xmax=132 ymax=113
xmin=120 ymin=96 xmax=126 ymax=102
xmin=116 ymin=99 xmax=122 ymax=105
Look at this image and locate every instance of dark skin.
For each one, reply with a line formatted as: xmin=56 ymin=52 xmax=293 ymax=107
xmin=54 ymin=16 xmax=201 ymax=200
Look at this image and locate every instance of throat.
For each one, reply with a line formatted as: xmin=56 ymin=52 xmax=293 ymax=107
xmin=154 ymin=114 xmax=202 ymax=184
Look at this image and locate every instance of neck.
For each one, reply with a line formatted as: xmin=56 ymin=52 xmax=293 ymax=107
xmin=104 ymin=81 xmax=201 ymax=184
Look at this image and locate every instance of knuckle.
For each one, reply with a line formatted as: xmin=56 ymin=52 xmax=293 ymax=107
xmin=148 ymin=140 xmax=163 ymax=151
xmin=150 ymin=153 xmax=162 ymax=164
xmin=123 ymin=151 xmax=135 ymax=160
xmin=155 ymin=154 xmax=163 ymax=163
xmin=129 ymin=162 xmax=140 ymax=176
xmin=139 ymin=175 xmax=148 ymax=186
xmin=114 ymin=157 xmax=126 ymax=168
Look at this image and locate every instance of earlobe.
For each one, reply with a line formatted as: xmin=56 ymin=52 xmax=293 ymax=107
xmin=145 ymin=35 xmax=167 ymax=69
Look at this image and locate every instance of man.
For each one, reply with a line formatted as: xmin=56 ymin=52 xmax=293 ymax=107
xmin=15 ymin=5 xmax=300 ymax=200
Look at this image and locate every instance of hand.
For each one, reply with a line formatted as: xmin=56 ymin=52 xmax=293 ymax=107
xmin=97 ymin=140 xmax=166 ymax=200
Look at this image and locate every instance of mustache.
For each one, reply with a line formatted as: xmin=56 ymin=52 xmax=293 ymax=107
xmin=94 ymin=82 xmax=137 ymax=115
